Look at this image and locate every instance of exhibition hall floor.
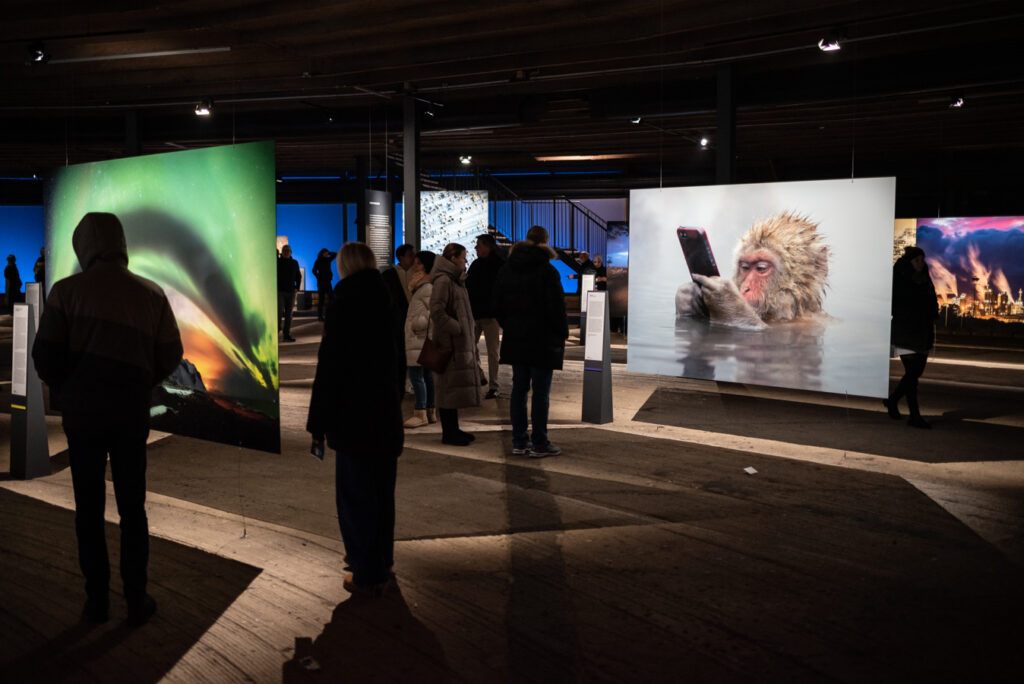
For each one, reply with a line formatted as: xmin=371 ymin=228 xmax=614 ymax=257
xmin=2 ymin=313 xmax=1023 ymax=682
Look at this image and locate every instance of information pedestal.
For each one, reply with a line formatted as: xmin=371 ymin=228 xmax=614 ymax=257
xmin=10 ymin=301 xmax=50 ymax=479
xmin=582 ymin=291 xmax=613 ymax=424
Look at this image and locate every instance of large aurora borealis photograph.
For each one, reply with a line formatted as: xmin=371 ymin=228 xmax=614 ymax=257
xmin=44 ymin=141 xmax=280 ymax=452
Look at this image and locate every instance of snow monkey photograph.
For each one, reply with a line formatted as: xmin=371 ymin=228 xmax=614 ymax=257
xmin=628 ymin=178 xmax=896 ymax=397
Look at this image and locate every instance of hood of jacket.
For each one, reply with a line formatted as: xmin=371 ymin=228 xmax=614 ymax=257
xmin=430 ymin=253 xmax=467 ymax=284
xmin=507 ymin=240 xmax=557 ymax=269
xmin=72 ymin=212 xmax=129 ymax=271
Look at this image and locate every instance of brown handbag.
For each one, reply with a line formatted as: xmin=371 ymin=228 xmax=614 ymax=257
xmin=417 ymin=335 xmax=451 ymax=373
xmin=418 ymin=278 xmax=457 ymax=373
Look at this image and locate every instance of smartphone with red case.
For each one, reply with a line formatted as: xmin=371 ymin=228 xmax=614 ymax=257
xmin=677 ymin=227 xmax=719 ymax=280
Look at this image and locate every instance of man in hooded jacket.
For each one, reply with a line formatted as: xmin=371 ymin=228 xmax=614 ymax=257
xmin=492 ymin=225 xmax=568 ymax=457
xmin=33 ymin=212 xmax=183 ymax=626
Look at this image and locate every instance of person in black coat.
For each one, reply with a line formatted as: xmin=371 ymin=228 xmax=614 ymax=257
xmin=312 ymin=247 xmax=337 ymax=321
xmin=382 ymin=244 xmax=415 ymax=398
xmin=492 ymin=225 xmax=569 ymax=457
xmin=466 ymin=233 xmax=505 ymax=398
xmin=33 ymin=212 xmax=183 ymax=625
xmin=884 ymin=246 xmax=939 ymax=429
xmin=277 ymin=244 xmax=302 ymax=342
xmin=307 ymin=242 xmax=403 ymax=595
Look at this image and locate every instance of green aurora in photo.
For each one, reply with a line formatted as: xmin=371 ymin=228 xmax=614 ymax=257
xmin=45 ymin=141 xmax=279 ymax=450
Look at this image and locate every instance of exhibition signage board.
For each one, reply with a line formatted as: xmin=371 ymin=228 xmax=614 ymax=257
xmin=582 ymin=291 xmax=613 ymax=424
xmin=580 ymin=273 xmax=596 ymax=312
xmin=11 ymin=302 xmax=50 ymax=479
xmin=628 ymin=178 xmax=896 ymax=398
xmin=45 ymin=141 xmax=281 ymax=452
xmin=11 ymin=305 xmax=27 ymax=397
xmin=365 ymin=189 xmax=394 ymax=270
xmin=584 ymin=291 xmax=607 ymax=362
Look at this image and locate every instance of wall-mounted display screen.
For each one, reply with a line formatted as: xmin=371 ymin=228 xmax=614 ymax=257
xmin=629 ymin=178 xmax=896 ymax=397
xmin=420 ymin=191 xmax=488 ymax=264
xmin=45 ymin=141 xmax=280 ymax=452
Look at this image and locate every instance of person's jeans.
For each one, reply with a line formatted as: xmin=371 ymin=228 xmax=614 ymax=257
xmin=510 ymin=365 xmax=553 ymax=448
xmin=407 ymin=365 xmax=435 ymax=410
xmin=65 ymin=415 xmax=151 ymax=604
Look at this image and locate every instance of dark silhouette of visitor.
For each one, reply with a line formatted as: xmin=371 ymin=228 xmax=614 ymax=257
xmin=466 ymin=234 xmax=505 ymax=399
xmin=885 ymin=245 xmax=939 ymax=429
xmin=307 ymin=242 xmax=403 ymax=597
xmin=34 ymin=247 xmax=46 ymax=284
xmin=312 ymin=247 xmax=337 ymax=321
xmin=429 ymin=242 xmax=482 ymax=446
xmin=32 ymin=212 xmax=183 ymax=625
xmin=4 ymin=253 xmax=21 ymax=310
xmin=383 ymin=244 xmax=416 ymax=398
xmin=277 ymin=244 xmax=302 ymax=342
xmin=493 ymin=225 xmax=569 ymax=457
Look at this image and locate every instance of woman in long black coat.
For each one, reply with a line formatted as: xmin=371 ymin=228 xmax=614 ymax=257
xmin=307 ymin=242 xmax=403 ymax=594
xmin=884 ymin=246 xmax=938 ymax=429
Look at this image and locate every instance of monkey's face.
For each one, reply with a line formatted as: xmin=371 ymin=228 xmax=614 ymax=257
xmin=734 ymin=249 xmax=777 ymax=314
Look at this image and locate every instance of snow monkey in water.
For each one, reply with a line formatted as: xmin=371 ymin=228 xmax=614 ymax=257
xmin=675 ymin=212 xmax=830 ymax=330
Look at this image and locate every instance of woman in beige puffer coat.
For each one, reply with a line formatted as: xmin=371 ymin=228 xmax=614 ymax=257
xmin=429 ymin=243 xmax=482 ymax=445
xmin=403 ymin=251 xmax=436 ymax=428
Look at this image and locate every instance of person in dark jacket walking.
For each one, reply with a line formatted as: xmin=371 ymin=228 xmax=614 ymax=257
xmin=493 ymin=226 xmax=568 ymax=457
xmin=307 ymin=241 xmax=403 ymax=596
xmin=278 ymin=244 xmax=302 ymax=342
xmin=32 ymin=212 xmax=183 ymax=625
xmin=312 ymin=247 xmax=337 ymax=321
xmin=466 ymin=233 xmax=505 ymax=398
xmin=884 ymin=246 xmax=939 ymax=429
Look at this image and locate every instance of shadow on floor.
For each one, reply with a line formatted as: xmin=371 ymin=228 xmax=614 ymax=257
xmin=282 ymin=584 xmax=452 ymax=684
xmin=0 ymin=488 xmax=261 ymax=684
xmin=635 ymin=385 xmax=1024 ymax=463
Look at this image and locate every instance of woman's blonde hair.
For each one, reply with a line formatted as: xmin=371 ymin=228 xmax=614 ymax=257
xmin=336 ymin=242 xmax=377 ymax=278
xmin=442 ymin=242 xmax=466 ymax=261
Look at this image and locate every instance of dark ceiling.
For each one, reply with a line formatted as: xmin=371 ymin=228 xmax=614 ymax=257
xmin=1 ymin=1 xmax=1022 ymax=213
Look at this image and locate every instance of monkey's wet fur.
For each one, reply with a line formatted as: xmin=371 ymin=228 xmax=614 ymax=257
xmin=676 ymin=211 xmax=830 ymax=330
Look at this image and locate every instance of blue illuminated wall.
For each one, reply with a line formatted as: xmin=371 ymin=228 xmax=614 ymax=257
xmin=0 ymin=205 xmax=45 ymax=293
xmin=6 ymin=203 xmax=358 ymax=293
xmin=276 ymin=204 xmax=347 ymax=289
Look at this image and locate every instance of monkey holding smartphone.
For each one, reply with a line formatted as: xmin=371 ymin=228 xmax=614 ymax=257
xmin=675 ymin=212 xmax=830 ymax=330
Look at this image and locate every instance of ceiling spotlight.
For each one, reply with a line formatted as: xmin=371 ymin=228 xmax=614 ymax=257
xmin=27 ymin=41 xmax=50 ymax=65
xmin=949 ymin=94 xmax=965 ymax=109
xmin=194 ymin=97 xmax=213 ymax=116
xmin=699 ymin=136 xmax=709 ymax=148
xmin=631 ymin=116 xmax=643 ymax=125
xmin=817 ymin=30 xmax=843 ymax=52
xmin=459 ymin=155 xmax=472 ymax=165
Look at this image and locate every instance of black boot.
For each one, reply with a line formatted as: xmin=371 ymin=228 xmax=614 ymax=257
xmin=439 ymin=409 xmax=470 ymax=446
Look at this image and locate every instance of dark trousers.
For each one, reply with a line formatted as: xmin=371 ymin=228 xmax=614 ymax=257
xmin=65 ymin=416 xmax=150 ymax=604
xmin=335 ymin=452 xmax=397 ymax=586
xmin=510 ymin=365 xmax=554 ymax=448
xmin=890 ymin=353 xmax=929 ymax=418
xmin=278 ymin=290 xmax=296 ymax=335
xmin=317 ymin=285 xmax=332 ymax=320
